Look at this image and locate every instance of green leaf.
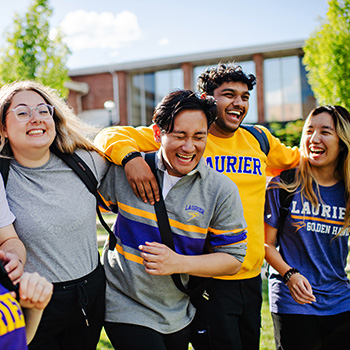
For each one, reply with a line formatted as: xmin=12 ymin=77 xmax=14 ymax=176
xmin=0 ymin=0 xmax=71 ymax=97
xmin=303 ymin=0 xmax=350 ymax=110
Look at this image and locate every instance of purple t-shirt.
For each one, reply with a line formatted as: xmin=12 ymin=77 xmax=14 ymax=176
xmin=0 ymin=283 xmax=27 ymax=349
xmin=265 ymin=177 xmax=350 ymax=315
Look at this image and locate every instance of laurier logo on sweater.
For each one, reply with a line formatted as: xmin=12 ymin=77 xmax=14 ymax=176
xmin=185 ymin=205 xmax=205 ymax=221
xmin=205 ymin=155 xmax=262 ymax=175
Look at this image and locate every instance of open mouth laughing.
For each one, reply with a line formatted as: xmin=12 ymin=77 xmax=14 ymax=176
xmin=176 ymin=153 xmax=195 ymax=163
xmin=227 ymin=110 xmax=242 ymax=118
xmin=309 ymin=146 xmax=325 ymax=156
xmin=27 ymin=129 xmax=45 ymax=135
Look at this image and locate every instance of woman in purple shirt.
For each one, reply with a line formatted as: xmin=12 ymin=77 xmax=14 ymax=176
xmin=264 ymin=105 xmax=350 ymax=350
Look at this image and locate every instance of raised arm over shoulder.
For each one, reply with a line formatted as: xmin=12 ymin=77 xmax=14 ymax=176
xmin=94 ymin=125 xmax=158 ymax=165
xmin=124 ymin=157 xmax=160 ymax=204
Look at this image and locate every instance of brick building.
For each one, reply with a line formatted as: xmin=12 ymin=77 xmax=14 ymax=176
xmin=67 ymin=39 xmax=316 ymax=128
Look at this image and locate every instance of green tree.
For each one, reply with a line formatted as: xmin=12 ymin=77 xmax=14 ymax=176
xmin=0 ymin=0 xmax=71 ymax=97
xmin=269 ymin=119 xmax=305 ymax=147
xmin=303 ymin=0 xmax=350 ymax=110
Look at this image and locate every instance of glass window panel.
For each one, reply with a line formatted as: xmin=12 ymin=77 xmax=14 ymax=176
xmin=281 ymin=56 xmax=302 ymax=121
xmin=193 ymin=65 xmax=207 ymax=90
xmin=299 ymin=56 xmax=316 ymax=117
xmin=264 ymin=58 xmax=283 ymax=122
xmin=155 ymin=69 xmax=184 ymax=104
xmin=155 ymin=70 xmax=170 ymax=103
xmin=130 ymin=69 xmax=184 ymax=126
xmin=130 ymin=74 xmax=142 ymax=126
xmin=264 ymin=56 xmax=302 ymax=122
xmin=144 ymin=73 xmax=155 ymax=126
xmin=171 ymin=69 xmax=184 ymax=92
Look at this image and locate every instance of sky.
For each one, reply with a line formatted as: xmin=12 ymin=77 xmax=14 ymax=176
xmin=0 ymin=0 xmax=330 ymax=70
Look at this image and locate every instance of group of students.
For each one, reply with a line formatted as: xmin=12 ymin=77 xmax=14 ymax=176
xmin=0 ymin=62 xmax=349 ymax=350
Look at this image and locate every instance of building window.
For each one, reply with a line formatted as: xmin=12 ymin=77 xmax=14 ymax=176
xmin=130 ymin=74 xmax=142 ymax=126
xmin=129 ymin=69 xmax=183 ymax=126
xmin=193 ymin=61 xmax=258 ymax=124
xmin=299 ymin=58 xmax=316 ymax=117
xmin=144 ymin=73 xmax=155 ymax=126
xmin=264 ymin=56 xmax=302 ymax=122
xmin=155 ymin=69 xmax=183 ymax=104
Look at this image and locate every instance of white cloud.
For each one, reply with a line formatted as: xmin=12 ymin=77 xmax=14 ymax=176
xmin=59 ymin=10 xmax=142 ymax=51
xmin=158 ymin=38 xmax=169 ymax=46
xmin=109 ymin=51 xmax=120 ymax=57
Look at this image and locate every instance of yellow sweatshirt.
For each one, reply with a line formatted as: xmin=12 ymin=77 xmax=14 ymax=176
xmin=95 ymin=125 xmax=300 ymax=280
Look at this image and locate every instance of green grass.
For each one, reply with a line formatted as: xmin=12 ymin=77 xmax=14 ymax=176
xmin=97 ymin=328 xmax=113 ymax=350
xmin=260 ymin=278 xmax=274 ymax=350
xmin=96 ymin=277 xmax=275 ymax=349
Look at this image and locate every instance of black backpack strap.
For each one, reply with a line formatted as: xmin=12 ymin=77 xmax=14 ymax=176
xmin=144 ymin=153 xmax=190 ymax=294
xmin=144 ymin=153 xmax=176 ymax=250
xmin=50 ymin=145 xmax=116 ymax=250
xmin=240 ymin=124 xmax=270 ymax=156
xmin=278 ymin=168 xmax=297 ymax=235
xmin=0 ymin=157 xmax=11 ymax=186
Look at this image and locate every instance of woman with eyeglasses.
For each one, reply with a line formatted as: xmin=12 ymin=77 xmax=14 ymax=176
xmin=264 ymin=105 xmax=350 ymax=350
xmin=0 ymin=81 xmax=109 ymax=349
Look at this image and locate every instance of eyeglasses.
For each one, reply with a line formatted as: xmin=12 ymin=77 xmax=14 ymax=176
xmin=9 ymin=104 xmax=55 ymax=122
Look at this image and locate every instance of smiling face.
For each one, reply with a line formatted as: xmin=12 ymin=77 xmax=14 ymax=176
xmin=154 ymin=109 xmax=208 ymax=177
xmin=304 ymin=112 xmax=342 ymax=174
xmin=3 ymin=90 xmax=56 ymax=166
xmin=210 ymin=81 xmax=250 ymax=137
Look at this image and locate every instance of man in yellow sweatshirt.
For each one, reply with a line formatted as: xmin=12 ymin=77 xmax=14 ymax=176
xmin=95 ymin=63 xmax=300 ymax=350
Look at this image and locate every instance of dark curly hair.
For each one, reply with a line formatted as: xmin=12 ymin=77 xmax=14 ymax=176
xmin=152 ymin=89 xmax=217 ymax=133
xmin=197 ymin=62 xmax=257 ymax=95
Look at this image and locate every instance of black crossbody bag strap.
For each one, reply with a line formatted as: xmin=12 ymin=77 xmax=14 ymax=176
xmin=50 ymin=145 xmax=117 ymax=250
xmin=277 ymin=168 xmax=297 ymax=241
xmin=144 ymin=153 xmax=189 ymax=294
xmin=0 ymin=157 xmax=11 ymax=186
xmin=0 ymin=260 xmax=19 ymax=300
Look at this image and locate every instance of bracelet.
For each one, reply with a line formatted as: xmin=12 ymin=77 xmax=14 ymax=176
xmin=282 ymin=268 xmax=299 ymax=284
xmin=121 ymin=151 xmax=142 ymax=167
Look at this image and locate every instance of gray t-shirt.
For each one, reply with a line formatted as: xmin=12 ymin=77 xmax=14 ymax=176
xmin=6 ymin=150 xmax=109 ymax=283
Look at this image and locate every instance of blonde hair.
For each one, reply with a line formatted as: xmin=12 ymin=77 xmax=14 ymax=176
xmin=0 ymin=80 xmax=102 ymax=156
xmin=278 ymin=105 xmax=350 ymax=236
